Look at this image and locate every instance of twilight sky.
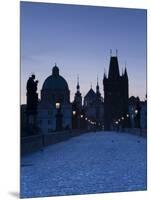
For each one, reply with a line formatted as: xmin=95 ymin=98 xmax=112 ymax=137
xmin=21 ymin=1 xmax=147 ymax=104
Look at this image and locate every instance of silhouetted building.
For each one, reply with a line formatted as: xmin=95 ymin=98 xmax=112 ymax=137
xmin=128 ymin=96 xmax=144 ymax=129
xmin=38 ymin=65 xmax=72 ymax=133
xmin=84 ymin=80 xmax=104 ymax=129
xmin=140 ymin=100 xmax=147 ymax=129
xmin=72 ymin=77 xmax=83 ymax=129
xmin=103 ymin=54 xmax=129 ymax=130
xmin=21 ymin=104 xmax=27 ymax=137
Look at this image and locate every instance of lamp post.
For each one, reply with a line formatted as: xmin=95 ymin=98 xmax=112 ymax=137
xmin=56 ymin=102 xmax=60 ymax=109
xmin=55 ymin=102 xmax=62 ymax=131
xmin=73 ymin=110 xmax=76 ymax=116
xmin=72 ymin=110 xmax=77 ymax=129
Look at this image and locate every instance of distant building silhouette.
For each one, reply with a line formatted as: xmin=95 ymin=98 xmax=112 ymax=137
xmin=22 ymin=53 xmax=146 ymax=135
xmin=26 ymin=74 xmax=38 ymax=114
xmin=103 ymin=54 xmax=129 ymax=130
xmin=72 ymin=77 xmax=83 ymax=129
xmin=128 ymin=96 xmax=142 ymax=129
xmin=38 ymin=64 xmax=72 ymax=133
xmin=84 ymin=80 xmax=104 ymax=129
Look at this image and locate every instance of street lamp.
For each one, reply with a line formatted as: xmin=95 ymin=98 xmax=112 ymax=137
xmin=73 ymin=110 xmax=76 ymax=115
xmin=126 ymin=114 xmax=129 ymax=117
xmin=80 ymin=114 xmax=83 ymax=118
xmin=56 ymin=102 xmax=60 ymax=109
xmin=135 ymin=109 xmax=138 ymax=114
xmin=121 ymin=117 xmax=124 ymax=120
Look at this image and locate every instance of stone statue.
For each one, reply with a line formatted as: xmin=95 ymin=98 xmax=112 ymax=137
xmin=26 ymin=74 xmax=38 ymax=114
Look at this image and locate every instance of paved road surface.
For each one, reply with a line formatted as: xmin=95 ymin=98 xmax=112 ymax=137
xmin=21 ymin=131 xmax=147 ymax=198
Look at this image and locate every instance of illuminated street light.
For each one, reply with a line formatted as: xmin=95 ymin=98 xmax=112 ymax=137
xmin=126 ymin=114 xmax=129 ymax=117
xmin=56 ymin=102 xmax=60 ymax=109
xmin=72 ymin=110 xmax=76 ymax=115
xmin=121 ymin=117 xmax=124 ymax=120
xmin=80 ymin=115 xmax=83 ymax=118
xmin=135 ymin=110 xmax=138 ymax=114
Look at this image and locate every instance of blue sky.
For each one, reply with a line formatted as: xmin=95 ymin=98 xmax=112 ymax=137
xmin=21 ymin=1 xmax=147 ymax=104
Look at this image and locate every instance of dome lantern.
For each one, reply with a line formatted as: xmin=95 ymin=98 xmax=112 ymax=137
xmin=52 ymin=64 xmax=59 ymax=76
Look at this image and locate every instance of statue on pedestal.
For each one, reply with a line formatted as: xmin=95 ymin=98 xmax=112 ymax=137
xmin=26 ymin=74 xmax=38 ymax=114
xmin=26 ymin=74 xmax=39 ymax=135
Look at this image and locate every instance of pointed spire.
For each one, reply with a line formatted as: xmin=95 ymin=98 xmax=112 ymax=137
xmin=90 ymin=82 xmax=92 ymax=89
xmin=125 ymin=61 xmax=127 ymax=68
xmin=76 ymin=75 xmax=80 ymax=91
xmin=103 ymin=73 xmax=107 ymax=80
xmin=124 ymin=62 xmax=128 ymax=77
xmin=103 ymin=68 xmax=107 ymax=80
xmin=124 ymin=67 xmax=128 ymax=79
xmin=96 ymin=76 xmax=99 ymax=90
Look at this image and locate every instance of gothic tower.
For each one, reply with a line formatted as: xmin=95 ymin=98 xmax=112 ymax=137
xmin=103 ymin=52 xmax=129 ymax=130
xmin=74 ymin=76 xmax=82 ymax=109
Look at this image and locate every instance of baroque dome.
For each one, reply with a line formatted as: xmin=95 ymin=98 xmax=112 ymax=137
xmin=42 ymin=65 xmax=69 ymax=91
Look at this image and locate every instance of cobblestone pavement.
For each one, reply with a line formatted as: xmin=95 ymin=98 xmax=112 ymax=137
xmin=20 ymin=131 xmax=147 ymax=198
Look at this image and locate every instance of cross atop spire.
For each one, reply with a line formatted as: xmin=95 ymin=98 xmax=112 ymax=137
xmin=76 ymin=75 xmax=80 ymax=91
xmin=90 ymin=82 xmax=92 ymax=89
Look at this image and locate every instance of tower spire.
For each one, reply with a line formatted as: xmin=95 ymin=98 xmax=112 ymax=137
xmin=77 ymin=75 xmax=80 ymax=92
xmin=96 ymin=76 xmax=99 ymax=93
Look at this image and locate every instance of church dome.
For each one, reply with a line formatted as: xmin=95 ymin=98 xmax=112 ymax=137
xmin=42 ymin=65 xmax=69 ymax=91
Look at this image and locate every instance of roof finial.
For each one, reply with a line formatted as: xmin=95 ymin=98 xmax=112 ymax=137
xmin=110 ymin=49 xmax=112 ymax=57
xmin=116 ymin=49 xmax=118 ymax=56
xmin=96 ymin=76 xmax=99 ymax=92
xmin=77 ymin=74 xmax=79 ymax=85
xmin=90 ymin=82 xmax=92 ymax=89
xmin=125 ymin=61 xmax=127 ymax=68
xmin=76 ymin=74 xmax=80 ymax=90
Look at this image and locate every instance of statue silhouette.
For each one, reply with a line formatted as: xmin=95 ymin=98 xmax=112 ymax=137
xmin=26 ymin=74 xmax=38 ymax=114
